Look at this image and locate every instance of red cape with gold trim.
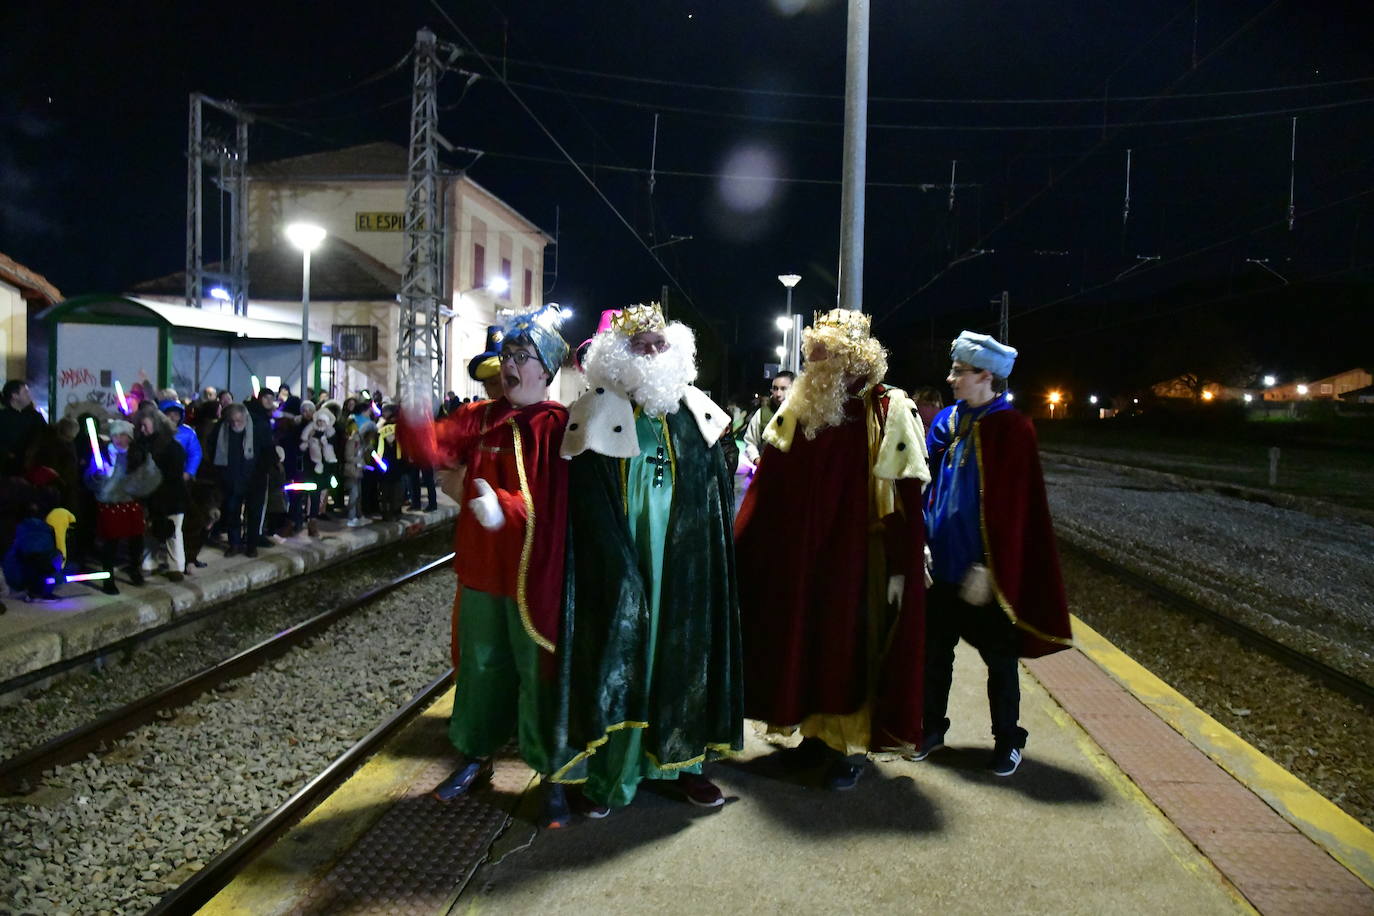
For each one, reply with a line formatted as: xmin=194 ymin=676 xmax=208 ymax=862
xmin=400 ymin=399 xmax=569 ymax=662
xmin=974 ymin=409 xmax=1072 ymax=657
xmin=734 ymin=386 xmax=929 ymax=750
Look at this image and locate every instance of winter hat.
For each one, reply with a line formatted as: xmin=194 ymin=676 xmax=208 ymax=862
xmin=108 ymin=419 xmax=135 ymax=438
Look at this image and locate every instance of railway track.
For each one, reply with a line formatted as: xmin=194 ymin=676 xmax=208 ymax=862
xmin=146 ymin=666 xmax=456 ymax=915
xmin=1059 ymin=539 xmax=1374 ymax=709
xmin=0 ymin=552 xmax=455 ymax=796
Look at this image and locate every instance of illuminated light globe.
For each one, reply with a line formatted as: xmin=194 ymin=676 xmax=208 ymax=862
xmin=775 ymin=345 xmax=787 ymax=358
xmin=486 ymin=276 xmax=510 ymax=295
xmin=775 ymin=315 xmax=793 ymax=331
xmin=1089 ymin=395 xmax=1099 ymax=405
xmin=1296 ymin=384 xmax=1309 ymax=395
xmin=1244 ymin=393 xmax=1253 ymax=403
xmin=1202 ymin=391 xmax=1214 ymax=401
xmin=1263 ymin=375 xmax=1276 ymax=387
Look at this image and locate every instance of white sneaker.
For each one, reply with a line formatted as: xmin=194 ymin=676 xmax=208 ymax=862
xmin=346 ymin=518 xmax=367 ymax=528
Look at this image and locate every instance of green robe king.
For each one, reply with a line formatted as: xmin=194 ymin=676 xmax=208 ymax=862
xmin=553 ymin=306 xmax=744 ymax=809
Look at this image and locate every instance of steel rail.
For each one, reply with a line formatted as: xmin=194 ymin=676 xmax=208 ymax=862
xmin=0 ymin=552 xmax=454 ymax=795
xmin=146 ymin=667 xmax=456 ymax=916
xmin=0 ymin=524 xmax=450 ymax=699
xmin=1060 ymin=540 xmax=1374 ymax=709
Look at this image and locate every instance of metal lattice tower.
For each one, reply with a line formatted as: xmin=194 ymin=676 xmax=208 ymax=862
xmin=397 ymin=29 xmax=460 ymax=401
xmin=186 ymin=94 xmax=251 ymax=314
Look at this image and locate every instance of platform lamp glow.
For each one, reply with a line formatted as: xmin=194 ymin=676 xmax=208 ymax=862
xmin=286 ymin=222 xmax=327 ymax=398
xmin=778 ymin=274 xmax=801 ymax=371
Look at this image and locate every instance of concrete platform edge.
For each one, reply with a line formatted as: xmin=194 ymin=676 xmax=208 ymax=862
xmin=1061 ymin=613 xmax=1374 ymax=889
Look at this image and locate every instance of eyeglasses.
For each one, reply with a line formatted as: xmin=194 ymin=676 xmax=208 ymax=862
xmin=499 ymin=350 xmax=537 ymax=365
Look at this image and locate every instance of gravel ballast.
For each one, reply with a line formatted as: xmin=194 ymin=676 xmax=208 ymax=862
xmin=0 ymin=568 xmax=454 ymax=914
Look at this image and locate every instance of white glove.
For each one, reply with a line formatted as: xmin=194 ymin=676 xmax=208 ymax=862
xmin=959 ymin=563 xmax=992 ymax=606
xmin=923 ymin=544 xmax=934 ymax=588
xmin=468 ymin=478 xmax=505 ymax=531
xmin=887 ymin=574 xmax=905 ymax=608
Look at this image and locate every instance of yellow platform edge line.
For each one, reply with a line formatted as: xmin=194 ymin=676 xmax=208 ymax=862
xmin=1066 ymin=614 xmax=1374 ymax=890
xmin=200 ymin=687 xmax=458 ymax=916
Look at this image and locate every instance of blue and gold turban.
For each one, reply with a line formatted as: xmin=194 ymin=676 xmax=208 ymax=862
xmin=500 ymin=305 xmax=570 ymax=381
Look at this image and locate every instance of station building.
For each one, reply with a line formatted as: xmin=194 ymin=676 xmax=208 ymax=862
xmin=1 ymin=251 xmax=62 ymax=393
xmin=130 ymin=141 xmax=578 ymax=405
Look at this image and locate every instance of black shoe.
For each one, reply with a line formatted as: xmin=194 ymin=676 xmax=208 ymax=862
xmin=192 ymin=559 xmax=208 ymax=568
xmin=570 ymin=786 xmax=610 ymax=820
xmin=127 ymin=568 xmax=145 ymax=587
xmin=989 ymin=744 xmax=1023 ymax=777
xmin=102 ymin=579 xmax=120 ymax=596
xmin=425 ymin=503 xmax=438 ymax=512
xmin=432 ymin=758 xmax=491 ymax=801
xmin=823 ymin=756 xmax=866 ymax=791
xmin=542 ymin=783 xmax=572 ymax=829
xmin=225 ymin=544 xmax=241 ymax=557
xmin=776 ymin=737 xmax=832 ymax=771
xmin=908 ymin=731 xmax=946 ymax=762
xmin=244 ymin=546 xmax=258 ymax=558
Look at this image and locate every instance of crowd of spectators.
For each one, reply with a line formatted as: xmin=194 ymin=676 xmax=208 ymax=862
xmin=1 ymin=378 xmax=441 ymax=607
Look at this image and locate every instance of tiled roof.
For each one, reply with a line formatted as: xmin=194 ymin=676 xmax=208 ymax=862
xmin=131 ymin=236 xmax=400 ymax=301
xmin=247 ymin=141 xmax=460 ymax=180
xmin=0 ymin=251 xmax=62 ymax=305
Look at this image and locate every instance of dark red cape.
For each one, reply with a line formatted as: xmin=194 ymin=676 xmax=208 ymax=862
xmin=974 ymin=410 xmax=1072 ymax=657
xmin=733 ymin=388 xmax=927 ymax=750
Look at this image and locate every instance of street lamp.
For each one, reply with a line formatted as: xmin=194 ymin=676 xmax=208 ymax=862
xmin=285 ymin=222 xmax=326 ymax=398
xmin=1048 ymin=390 xmax=1061 ymax=419
xmin=1263 ymin=375 xmax=1276 ymax=387
xmin=778 ymin=274 xmax=801 ymax=371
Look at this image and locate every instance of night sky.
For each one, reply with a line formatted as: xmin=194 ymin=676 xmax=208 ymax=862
xmin=3 ymin=0 xmax=1372 ymax=399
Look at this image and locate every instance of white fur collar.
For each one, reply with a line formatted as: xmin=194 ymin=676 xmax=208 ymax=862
xmin=561 ymin=384 xmax=729 ymax=459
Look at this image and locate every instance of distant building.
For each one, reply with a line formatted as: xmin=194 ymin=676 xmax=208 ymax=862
xmin=0 ymin=251 xmax=62 ymax=385
xmin=1263 ymin=368 xmax=1372 ymax=402
xmin=1149 ymin=375 xmax=1246 ymax=402
xmin=133 ymin=142 xmax=571 ymax=403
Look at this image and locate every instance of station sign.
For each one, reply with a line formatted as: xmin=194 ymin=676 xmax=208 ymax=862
xmin=355 ymin=212 xmax=424 ymax=232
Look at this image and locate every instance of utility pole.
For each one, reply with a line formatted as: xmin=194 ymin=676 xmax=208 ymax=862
xmin=837 ymin=0 xmax=869 ymax=312
xmin=186 ymin=94 xmax=250 ymax=314
xmin=397 ymin=28 xmax=460 ymax=402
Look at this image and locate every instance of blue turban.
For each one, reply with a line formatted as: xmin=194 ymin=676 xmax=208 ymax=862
xmin=951 ymin=330 xmax=1017 ymax=378
xmin=500 ymin=306 xmax=570 ymax=381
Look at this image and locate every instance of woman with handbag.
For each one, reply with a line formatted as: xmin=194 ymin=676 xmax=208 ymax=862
xmin=84 ymin=418 xmax=162 ymax=595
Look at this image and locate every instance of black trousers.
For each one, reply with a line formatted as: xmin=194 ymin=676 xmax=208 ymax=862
xmin=923 ymin=581 xmax=1028 ymax=748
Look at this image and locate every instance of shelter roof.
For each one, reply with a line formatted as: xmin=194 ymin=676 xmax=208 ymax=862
xmin=0 ymin=251 xmax=62 ymax=305
xmin=38 ymin=295 xmax=327 ymax=343
xmin=132 ymin=237 xmax=400 ymax=302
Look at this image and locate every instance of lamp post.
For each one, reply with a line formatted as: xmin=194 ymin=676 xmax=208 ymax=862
xmin=778 ymin=273 xmax=801 ymax=371
xmin=285 ymin=222 xmax=326 ymax=398
xmin=775 ymin=316 xmax=793 ymax=372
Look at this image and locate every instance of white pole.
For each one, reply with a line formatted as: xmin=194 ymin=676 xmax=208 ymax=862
xmin=838 ymin=0 xmax=869 ymax=312
xmin=300 ymin=248 xmax=312 ymax=398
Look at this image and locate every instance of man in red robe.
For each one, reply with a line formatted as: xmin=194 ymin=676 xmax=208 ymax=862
xmin=734 ymin=308 xmax=930 ymax=790
xmin=401 ymin=306 xmax=572 ymax=826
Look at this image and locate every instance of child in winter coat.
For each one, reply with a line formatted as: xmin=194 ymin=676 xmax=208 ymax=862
xmin=298 ymin=407 xmax=338 ymax=536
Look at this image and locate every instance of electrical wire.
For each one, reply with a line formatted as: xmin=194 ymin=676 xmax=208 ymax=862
xmin=471 ymin=49 xmax=1374 ymax=106
xmin=425 ymin=0 xmax=703 ymax=317
xmin=498 ymin=76 xmax=1374 ymax=132
xmin=238 ymin=50 xmax=414 ymax=111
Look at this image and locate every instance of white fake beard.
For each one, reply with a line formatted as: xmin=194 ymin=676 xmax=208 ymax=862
xmin=787 ymin=357 xmax=851 ymax=437
xmin=583 ymin=321 xmax=698 ymax=418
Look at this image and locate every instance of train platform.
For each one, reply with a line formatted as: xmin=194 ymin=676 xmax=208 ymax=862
xmin=0 ymin=500 xmax=458 ymax=689
xmin=199 ymin=618 xmax=1374 ymax=915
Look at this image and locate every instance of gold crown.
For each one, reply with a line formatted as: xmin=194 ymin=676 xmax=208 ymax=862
xmin=811 ymin=307 xmax=872 ymax=340
xmin=611 ymin=302 xmax=666 ymax=337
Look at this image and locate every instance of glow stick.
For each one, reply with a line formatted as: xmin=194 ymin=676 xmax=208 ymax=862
xmin=371 ymin=450 xmax=388 ymax=472
xmin=114 ymin=380 xmax=129 ymax=413
xmin=283 ymin=482 xmax=318 ymax=491
xmin=46 ymin=571 xmax=111 ymax=585
xmin=86 ymin=417 xmax=104 ymax=471
xmin=329 ymin=475 xmax=339 ymax=488
xmin=251 ymin=375 xmax=261 ymax=397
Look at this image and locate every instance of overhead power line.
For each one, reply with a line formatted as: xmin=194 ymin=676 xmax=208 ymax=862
xmin=498 ymin=78 xmax=1374 ymax=132
xmin=474 ymin=50 xmax=1374 ymax=106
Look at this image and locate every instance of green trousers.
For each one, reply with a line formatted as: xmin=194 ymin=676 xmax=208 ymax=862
xmin=449 ymin=587 xmax=553 ymax=774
